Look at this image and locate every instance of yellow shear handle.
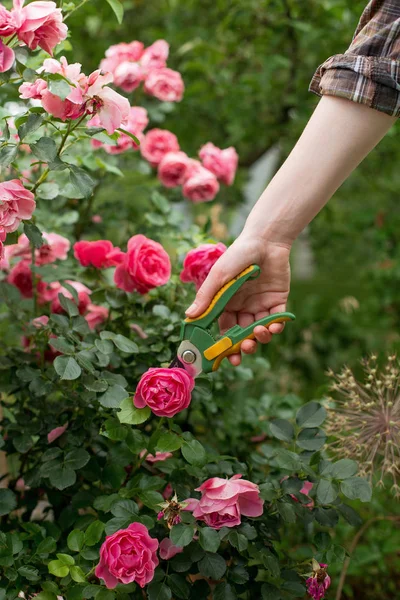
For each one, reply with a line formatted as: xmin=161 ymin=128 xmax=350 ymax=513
xmin=211 ymin=315 xmax=293 ymax=372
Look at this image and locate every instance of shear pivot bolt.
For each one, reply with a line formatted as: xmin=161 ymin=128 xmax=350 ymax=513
xmin=182 ymin=350 xmax=196 ymax=364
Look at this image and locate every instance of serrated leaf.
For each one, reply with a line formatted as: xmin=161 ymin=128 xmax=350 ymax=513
xmin=48 ymin=559 xmax=69 ymax=577
xmin=155 ymin=432 xmax=182 ymax=453
xmin=69 ymin=166 xmax=95 ymax=198
xmin=54 ymin=356 xmax=81 ymax=380
xmin=316 ymin=479 xmax=338 ymax=505
xmin=18 ymin=113 xmax=43 ymax=140
xmin=112 ymin=334 xmax=139 ymax=354
xmin=269 ymin=419 xmax=294 ymax=441
xmin=0 ymin=489 xmax=17 ymax=516
xmin=24 ymin=222 xmax=44 ymax=249
xmin=0 ymin=144 xmax=18 ymax=166
xmin=296 ymin=401 xmax=327 ymax=428
xmin=340 ymin=477 xmax=372 ymax=502
xmin=330 ymin=459 xmax=358 ymax=480
xmin=70 ymin=565 xmax=86 ymax=582
xmin=84 ymin=520 xmax=105 ymax=546
xmin=181 ymin=439 xmax=206 ymax=466
xmin=99 ymin=384 xmax=129 ymax=409
xmin=18 ymin=565 xmax=40 ymax=581
xmin=118 ymin=396 xmax=150 ymax=423
xmin=30 ymin=137 xmax=57 ymax=162
xmin=198 ymin=552 xmax=226 ymax=580
xmin=170 ymin=524 xmax=195 ymax=547
xmin=67 ymin=530 xmax=84 ymax=552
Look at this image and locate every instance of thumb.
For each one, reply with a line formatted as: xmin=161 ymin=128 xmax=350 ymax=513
xmin=185 ymin=250 xmax=247 ymax=317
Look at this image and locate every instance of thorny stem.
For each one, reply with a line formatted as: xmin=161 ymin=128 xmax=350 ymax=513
xmin=335 ymin=515 xmax=400 ymax=600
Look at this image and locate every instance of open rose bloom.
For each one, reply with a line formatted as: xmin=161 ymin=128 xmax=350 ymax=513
xmin=180 ymin=242 xmax=227 ymax=289
xmin=134 ymin=367 xmax=194 ymax=418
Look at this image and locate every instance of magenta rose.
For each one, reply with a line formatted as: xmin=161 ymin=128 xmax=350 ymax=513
xmin=180 ymin=242 xmax=227 ymax=290
xmin=144 ymin=67 xmax=184 ymax=102
xmin=95 ymin=523 xmax=159 ymax=589
xmin=140 ymin=128 xmax=180 ymax=167
xmin=159 ymin=538 xmax=183 ymax=561
xmin=182 ymin=166 xmax=220 ymax=203
xmin=114 ymin=234 xmax=171 ymax=294
xmin=199 ymin=142 xmax=239 ymax=185
xmin=74 ymin=240 xmax=124 ymax=269
xmin=158 ymin=151 xmax=190 ymax=188
xmin=306 ymin=564 xmax=331 ymax=600
xmin=0 ymin=179 xmax=36 ymax=238
xmin=13 ymin=0 xmax=68 ymax=56
xmin=134 ymin=367 xmax=194 ymax=418
xmin=0 ymin=40 xmax=15 ymax=73
xmin=186 ymin=474 xmax=264 ymax=530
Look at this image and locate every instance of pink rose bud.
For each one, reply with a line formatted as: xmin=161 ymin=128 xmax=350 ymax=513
xmin=163 ymin=483 xmax=173 ymax=500
xmin=180 ymin=242 xmax=227 ymax=290
xmin=140 ymin=128 xmax=180 ymax=167
xmin=73 ymin=240 xmax=125 ymax=269
xmin=158 ymin=151 xmax=190 ymax=188
xmin=0 ymin=40 xmax=15 ymax=73
xmin=199 ymin=142 xmax=239 ymax=185
xmin=0 ymin=180 xmax=36 ymax=238
xmin=47 ymin=423 xmax=68 ymax=444
xmin=157 ymin=511 xmax=164 ymax=521
xmin=139 ymin=450 xmax=173 ymax=464
xmin=32 ymin=315 xmax=49 ymax=328
xmin=182 ymin=166 xmax=220 ymax=203
xmin=187 ymin=474 xmax=264 ymax=530
xmin=144 ymin=67 xmax=184 ymax=103
xmin=95 ymin=523 xmax=159 ymax=589
xmin=134 ymin=367 xmax=194 ymax=418
xmin=159 ymin=537 xmax=184 ymax=561
xmin=114 ymin=234 xmax=171 ymax=294
xmin=92 ymin=214 xmax=103 ymax=224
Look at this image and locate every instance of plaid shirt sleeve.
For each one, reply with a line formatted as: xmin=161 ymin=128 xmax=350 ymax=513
xmin=309 ymin=1 xmax=400 ymax=117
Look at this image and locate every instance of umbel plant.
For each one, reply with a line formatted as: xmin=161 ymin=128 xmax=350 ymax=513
xmin=0 ymin=1 xmax=372 ymax=599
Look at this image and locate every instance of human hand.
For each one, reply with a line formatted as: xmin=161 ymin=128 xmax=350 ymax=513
xmin=185 ymin=234 xmax=291 ymax=365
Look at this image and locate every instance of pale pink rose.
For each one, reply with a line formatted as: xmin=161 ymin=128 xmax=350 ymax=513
xmin=182 ymin=166 xmax=219 ymax=203
xmin=0 ymin=240 xmax=3 ymax=261
xmin=32 ymin=315 xmax=49 ymax=328
xmin=13 ymin=0 xmax=68 ymax=56
xmin=86 ymin=70 xmax=130 ymax=135
xmin=73 ymin=240 xmax=124 ymax=269
xmin=199 ymin=142 xmax=239 ymax=186
xmin=0 ymin=5 xmax=17 ymax=36
xmin=159 ymin=538 xmax=183 ymax=561
xmin=163 ymin=483 xmax=173 ymax=500
xmin=37 ymin=232 xmax=70 ymax=264
xmin=101 ymin=41 xmax=144 ymax=71
xmin=85 ymin=303 xmax=109 ymax=330
xmin=40 ymin=57 xmax=86 ymax=120
xmin=50 ymin=280 xmax=91 ymax=315
xmin=91 ymin=107 xmax=148 ymax=154
xmin=114 ymin=234 xmax=171 ymax=294
xmin=158 ymin=151 xmax=190 ymax=188
xmin=144 ymin=67 xmax=184 ymax=102
xmin=139 ymin=450 xmax=173 ymax=463
xmin=113 ymin=61 xmax=144 ymax=93
xmin=19 ymin=78 xmax=48 ymax=99
xmin=140 ymin=129 xmax=180 ymax=167
xmin=7 ymin=260 xmax=33 ymax=298
xmin=140 ymin=40 xmax=169 ymax=71
xmin=187 ymin=474 xmax=264 ymax=530
xmin=47 ymin=423 xmax=68 ymax=444
xmin=0 ymin=41 xmax=15 ymax=73
xmin=0 ymin=180 xmax=36 ymax=237
xmin=134 ymin=367 xmax=194 ymax=418
xmin=95 ymin=523 xmax=159 ymax=589
xmin=180 ymin=242 xmax=227 ymax=290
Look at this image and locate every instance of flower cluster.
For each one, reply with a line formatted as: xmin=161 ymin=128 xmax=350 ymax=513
xmin=0 ymin=0 xmax=67 ymax=73
xmin=100 ymin=39 xmax=184 ymax=102
xmin=19 ymin=56 xmax=130 ymax=134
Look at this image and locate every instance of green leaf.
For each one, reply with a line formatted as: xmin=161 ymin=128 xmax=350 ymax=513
xmin=67 ymin=529 xmax=85 ymax=552
xmin=70 ymin=565 xmax=86 ymax=583
xmin=18 ymin=113 xmax=43 ymax=140
xmin=156 ymin=432 xmax=182 ymax=453
xmin=54 ymin=356 xmax=82 ymax=380
xmin=48 ymin=559 xmax=70 ymax=578
xmin=37 ymin=182 xmax=59 ymax=200
xmin=35 ymin=593 xmax=58 ymax=600
xmin=37 ymin=537 xmax=57 ymax=555
xmin=48 ymin=76 xmax=71 ymax=100
xmin=296 ymin=428 xmax=326 ymax=451
xmin=84 ymin=520 xmax=105 ymax=546
xmin=168 ymin=574 xmax=190 ymax=599
xmin=269 ymin=418 xmax=294 ymax=441
xmin=103 ymin=418 xmax=127 ymax=441
xmin=112 ymin=334 xmax=139 ymax=354
xmin=57 ymin=553 xmax=75 ymax=566
xmin=326 ymin=544 xmax=346 ymax=564
xmin=30 ymin=137 xmax=57 ymax=162
xmin=274 ymin=449 xmax=301 ymax=471
xmin=110 ymin=499 xmax=138 ymax=519
xmin=96 ymin=591 xmax=115 ymax=600
xmin=198 ymin=552 xmax=226 ymax=580
xmin=65 ymin=449 xmax=90 ymax=470
xmin=24 ymin=222 xmax=44 ymax=249
xmin=147 ymin=582 xmax=172 ymax=600
xmin=105 ymin=0 xmax=124 ymax=23
xmin=199 ymin=527 xmax=220 ymax=553
xmin=214 ymin=583 xmax=237 ymax=600
xmin=95 ymin=339 xmax=114 ymax=355
xmin=118 ymin=396 xmax=150 ymax=423
xmin=18 ymin=565 xmax=40 ymax=581
xmin=58 ymin=293 xmax=79 ymax=317
xmin=0 ymin=489 xmax=17 ymax=516
xmin=170 ymin=524 xmax=195 ymax=547
xmin=69 ymin=166 xmax=95 ymax=198
xmin=296 ymin=401 xmax=327 ymax=428
xmin=338 ymin=504 xmax=363 ymax=527
xmin=261 ymin=550 xmax=280 ymax=578
xmin=227 ymin=530 xmax=248 ymax=552
xmin=340 ymin=477 xmax=372 ymax=502
xmin=330 ymin=459 xmax=358 ymax=480
xmin=138 ymin=490 xmax=164 ymax=510
xmin=0 ymin=144 xmax=18 ymax=166
xmin=49 ymin=466 xmax=76 ymax=490
xmin=316 ymin=479 xmax=339 ymax=505
xmin=49 ymin=337 xmax=75 ymax=354
xmin=181 ymin=440 xmax=207 ymax=466
xmin=99 ymin=384 xmax=129 ymax=409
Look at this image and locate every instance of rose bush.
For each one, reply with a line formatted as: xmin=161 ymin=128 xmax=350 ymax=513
xmin=0 ymin=2 xmax=373 ymax=599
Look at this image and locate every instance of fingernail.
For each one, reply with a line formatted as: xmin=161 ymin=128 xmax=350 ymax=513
xmin=185 ymin=303 xmax=197 ymax=315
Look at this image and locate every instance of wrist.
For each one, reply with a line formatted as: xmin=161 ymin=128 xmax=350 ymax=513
xmin=241 ymin=219 xmax=294 ymax=252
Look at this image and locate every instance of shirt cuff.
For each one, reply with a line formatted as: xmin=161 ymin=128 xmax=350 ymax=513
xmin=309 ymin=53 xmax=400 ymax=117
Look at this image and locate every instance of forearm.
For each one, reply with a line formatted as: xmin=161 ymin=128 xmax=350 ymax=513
xmin=245 ymin=96 xmax=396 ymax=246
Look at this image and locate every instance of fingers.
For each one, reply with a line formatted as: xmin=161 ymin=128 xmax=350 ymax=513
xmin=268 ymin=303 xmax=288 ymax=334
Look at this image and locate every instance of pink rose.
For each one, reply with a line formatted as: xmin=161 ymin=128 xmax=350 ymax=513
xmin=140 ymin=40 xmax=169 ymax=71
xmin=134 ymin=367 xmax=194 ymax=418
xmin=0 ymin=5 xmax=17 ymax=37
xmin=95 ymin=523 xmax=159 ymax=589
xmin=199 ymin=142 xmax=239 ymax=185
xmin=144 ymin=67 xmax=184 ymax=102
xmin=92 ymin=107 xmax=148 ymax=154
xmin=180 ymin=242 xmax=227 ymax=290
xmin=0 ymin=180 xmax=36 ymax=238
xmin=114 ymin=234 xmax=171 ymax=294
xmin=140 ymin=129 xmax=180 ymax=167
xmin=0 ymin=41 xmax=15 ymax=73
xmin=13 ymin=0 xmax=68 ymax=56
xmin=182 ymin=166 xmax=220 ymax=203
xmin=158 ymin=151 xmax=190 ymax=188
xmin=38 ymin=57 xmax=87 ymax=121
xmin=7 ymin=260 xmax=33 ymax=298
xmin=47 ymin=423 xmax=68 ymax=444
xmin=0 ymin=239 xmax=3 ymax=260
xmin=37 ymin=232 xmax=70 ymax=264
xmin=113 ymin=61 xmax=144 ymax=93
xmin=85 ymin=303 xmax=109 ymax=330
xmin=73 ymin=240 xmax=124 ymax=269
xmin=86 ymin=70 xmax=130 ymax=135
xmin=159 ymin=538 xmax=183 ymax=561
xmin=19 ymin=78 xmax=48 ymax=99
xmin=101 ymin=41 xmax=144 ymax=71
xmin=140 ymin=450 xmax=173 ymax=464
xmin=187 ymin=474 xmax=264 ymax=530
xmin=50 ymin=281 xmax=91 ymax=315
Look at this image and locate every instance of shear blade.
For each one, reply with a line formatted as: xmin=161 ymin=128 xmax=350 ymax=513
xmin=169 ymin=356 xmax=186 ymax=370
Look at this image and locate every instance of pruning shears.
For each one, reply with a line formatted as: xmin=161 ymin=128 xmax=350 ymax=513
xmin=169 ymin=264 xmax=295 ymax=377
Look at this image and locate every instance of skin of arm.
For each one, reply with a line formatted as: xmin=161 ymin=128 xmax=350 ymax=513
xmin=185 ymin=95 xmax=396 ymax=365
